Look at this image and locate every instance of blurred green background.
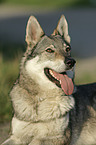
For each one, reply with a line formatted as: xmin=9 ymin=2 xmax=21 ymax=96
xmin=0 ymin=0 xmax=95 ymax=7
xmin=0 ymin=0 xmax=96 ymax=124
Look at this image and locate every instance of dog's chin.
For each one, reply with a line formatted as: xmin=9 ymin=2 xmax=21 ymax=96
xmin=44 ymin=68 xmax=66 ymax=89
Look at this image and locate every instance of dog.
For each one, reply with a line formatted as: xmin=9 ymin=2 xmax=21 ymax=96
xmin=2 ymin=15 xmax=96 ymax=145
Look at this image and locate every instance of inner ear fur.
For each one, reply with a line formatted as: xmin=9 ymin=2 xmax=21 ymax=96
xmin=52 ymin=15 xmax=70 ymax=44
xmin=25 ymin=16 xmax=44 ymax=47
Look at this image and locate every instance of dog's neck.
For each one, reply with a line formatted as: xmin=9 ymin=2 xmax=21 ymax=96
xmin=19 ymin=67 xmax=75 ymax=121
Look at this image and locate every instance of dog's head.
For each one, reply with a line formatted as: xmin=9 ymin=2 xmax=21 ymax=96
xmin=24 ymin=15 xmax=76 ymax=95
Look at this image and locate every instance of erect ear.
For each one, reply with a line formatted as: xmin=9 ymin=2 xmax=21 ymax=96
xmin=52 ymin=15 xmax=70 ymax=43
xmin=25 ymin=16 xmax=44 ymax=46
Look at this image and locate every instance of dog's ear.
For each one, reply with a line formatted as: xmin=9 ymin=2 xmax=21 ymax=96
xmin=52 ymin=15 xmax=70 ymax=43
xmin=25 ymin=16 xmax=44 ymax=46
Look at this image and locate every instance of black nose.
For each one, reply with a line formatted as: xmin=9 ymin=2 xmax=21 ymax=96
xmin=65 ymin=57 xmax=76 ymax=68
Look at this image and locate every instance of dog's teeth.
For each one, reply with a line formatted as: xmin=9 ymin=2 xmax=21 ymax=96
xmin=49 ymin=69 xmax=52 ymax=74
xmin=54 ymin=76 xmax=57 ymax=80
xmin=49 ymin=70 xmax=55 ymax=78
xmin=55 ymin=76 xmax=59 ymax=81
xmin=49 ymin=70 xmax=54 ymax=77
xmin=49 ymin=70 xmax=59 ymax=81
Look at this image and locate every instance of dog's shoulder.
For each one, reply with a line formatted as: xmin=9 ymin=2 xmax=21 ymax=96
xmin=70 ymin=83 xmax=96 ymax=145
xmin=72 ymin=83 xmax=96 ymax=118
xmin=74 ymin=83 xmax=96 ymax=108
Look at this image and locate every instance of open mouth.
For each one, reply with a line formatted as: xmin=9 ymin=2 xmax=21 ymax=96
xmin=44 ymin=68 xmax=74 ymax=96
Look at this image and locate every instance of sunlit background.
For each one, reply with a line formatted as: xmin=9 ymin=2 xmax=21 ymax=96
xmin=0 ymin=0 xmax=96 ymax=143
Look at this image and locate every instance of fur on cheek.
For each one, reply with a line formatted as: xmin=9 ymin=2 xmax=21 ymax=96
xmin=25 ymin=56 xmax=67 ymax=90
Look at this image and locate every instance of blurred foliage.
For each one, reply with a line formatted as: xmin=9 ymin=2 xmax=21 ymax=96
xmin=74 ymin=0 xmax=92 ymax=6
xmin=0 ymin=59 xmax=18 ymax=122
xmin=75 ymin=58 xmax=96 ymax=85
xmin=0 ymin=0 xmax=5 ymax=3
xmin=0 ymin=0 xmax=94 ymax=7
xmin=0 ymin=43 xmax=25 ymax=60
xmin=0 ymin=43 xmax=24 ymax=123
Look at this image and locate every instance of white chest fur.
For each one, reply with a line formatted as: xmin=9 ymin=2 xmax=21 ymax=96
xmin=12 ymin=114 xmax=69 ymax=144
xmin=37 ymin=95 xmax=74 ymax=121
xmin=11 ymin=95 xmax=74 ymax=144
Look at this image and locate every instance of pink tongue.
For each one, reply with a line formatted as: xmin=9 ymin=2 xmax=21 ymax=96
xmin=52 ymin=71 xmax=74 ymax=95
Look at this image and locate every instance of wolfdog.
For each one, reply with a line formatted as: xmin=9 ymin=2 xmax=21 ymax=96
xmin=2 ymin=15 xmax=96 ymax=145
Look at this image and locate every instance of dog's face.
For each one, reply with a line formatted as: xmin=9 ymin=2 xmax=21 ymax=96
xmin=24 ymin=15 xmax=76 ymax=95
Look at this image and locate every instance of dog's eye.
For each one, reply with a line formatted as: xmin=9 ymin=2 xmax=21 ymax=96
xmin=46 ymin=48 xmax=54 ymax=53
xmin=65 ymin=46 xmax=71 ymax=52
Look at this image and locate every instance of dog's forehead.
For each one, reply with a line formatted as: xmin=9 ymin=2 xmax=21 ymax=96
xmin=37 ymin=35 xmax=64 ymax=50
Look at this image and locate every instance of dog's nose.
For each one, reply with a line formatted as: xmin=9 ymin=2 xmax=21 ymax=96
xmin=65 ymin=57 xmax=76 ymax=68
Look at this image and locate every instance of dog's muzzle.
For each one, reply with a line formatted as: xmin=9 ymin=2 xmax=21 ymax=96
xmin=65 ymin=57 xmax=76 ymax=69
